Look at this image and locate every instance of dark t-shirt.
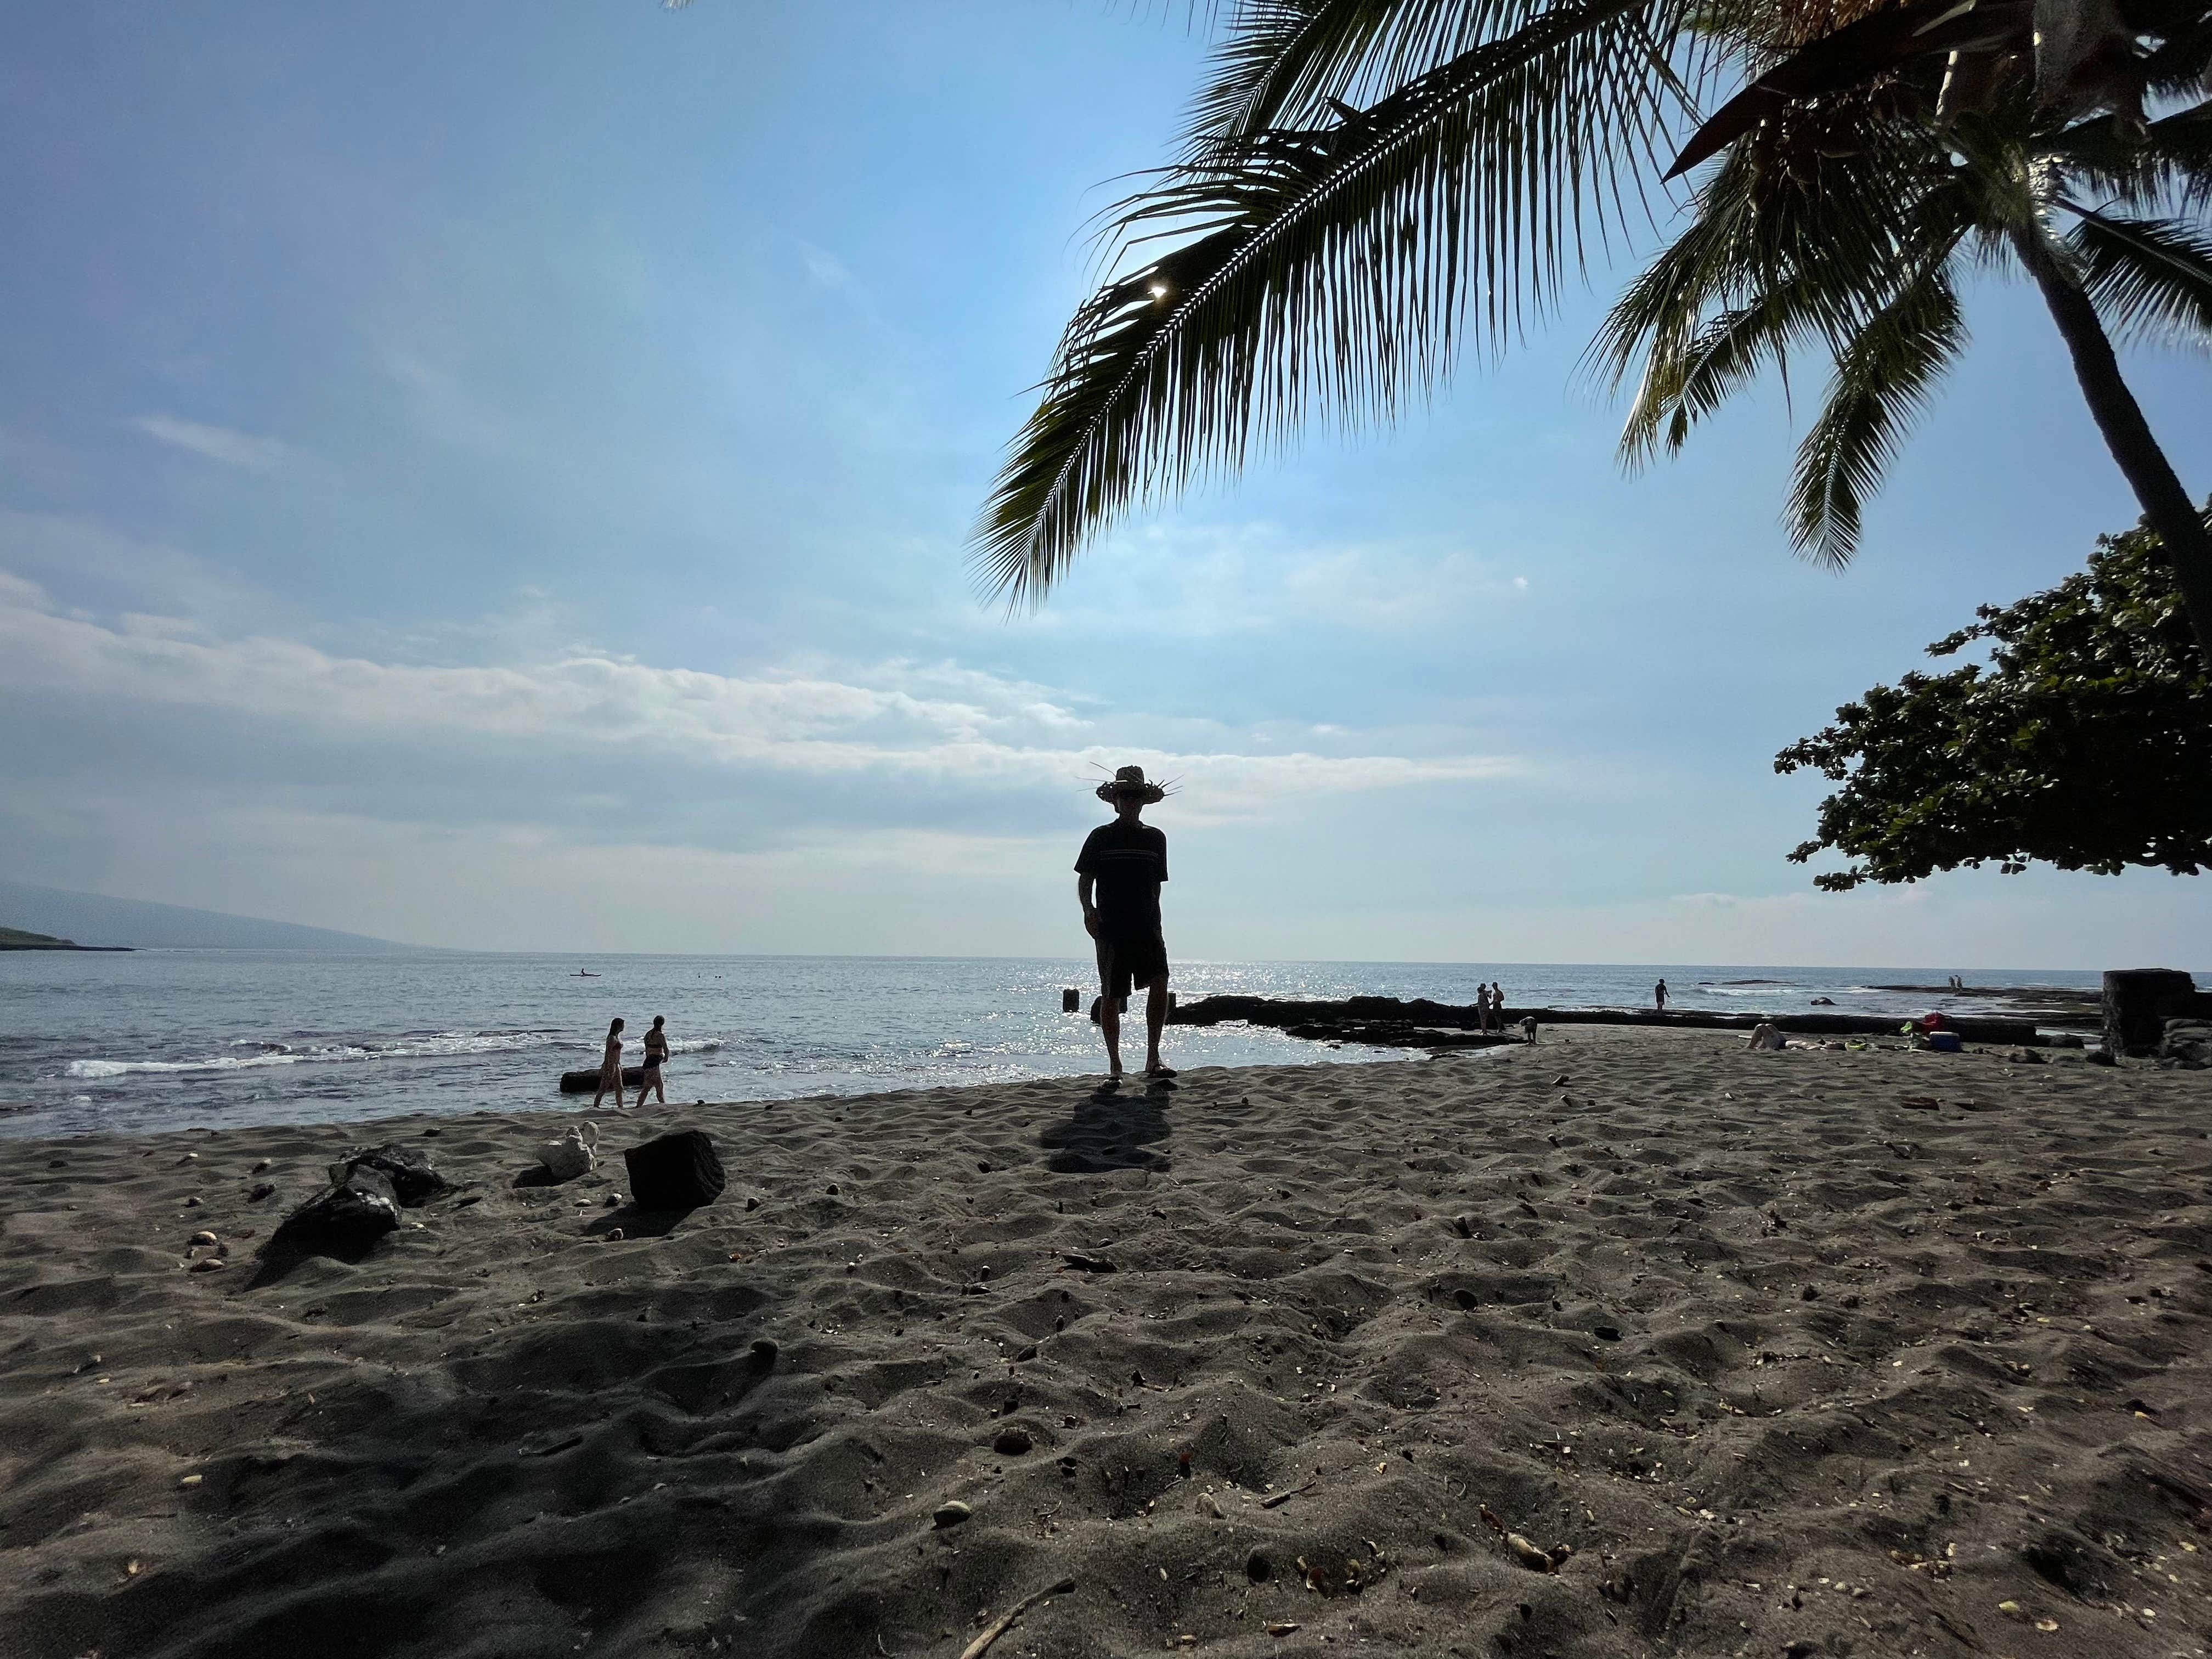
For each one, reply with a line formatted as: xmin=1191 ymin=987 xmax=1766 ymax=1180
xmin=1076 ymin=819 xmax=1168 ymax=938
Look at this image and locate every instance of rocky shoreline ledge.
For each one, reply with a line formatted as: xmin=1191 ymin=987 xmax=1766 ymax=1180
xmin=0 ymin=926 xmax=131 ymax=952
xmin=1167 ymin=995 xmax=2054 ymax=1049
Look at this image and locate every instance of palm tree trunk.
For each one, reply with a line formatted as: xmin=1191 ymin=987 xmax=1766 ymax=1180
xmin=2011 ymin=225 xmax=2212 ymax=667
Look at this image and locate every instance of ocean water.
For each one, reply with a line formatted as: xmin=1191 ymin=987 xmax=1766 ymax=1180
xmin=0 ymin=951 xmax=2110 ymax=1141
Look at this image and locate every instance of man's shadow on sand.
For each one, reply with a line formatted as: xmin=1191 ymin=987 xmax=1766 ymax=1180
xmin=1039 ymin=1080 xmax=1173 ymax=1174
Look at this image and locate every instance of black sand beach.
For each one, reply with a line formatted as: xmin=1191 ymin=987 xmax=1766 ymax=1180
xmin=6 ymin=1029 xmax=2211 ymax=1657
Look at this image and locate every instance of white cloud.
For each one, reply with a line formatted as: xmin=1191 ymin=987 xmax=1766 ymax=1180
xmin=0 ymin=578 xmax=1522 ymax=818
xmin=0 ymin=510 xmax=281 ymax=629
xmin=128 ymin=414 xmax=293 ymax=472
xmin=1029 ymin=520 xmax=1536 ymax=640
xmin=378 ymin=348 xmax=520 ymax=455
xmin=793 ymin=238 xmax=856 ymax=291
xmin=1235 ymin=879 xmax=2212 ymax=970
xmin=0 ymin=569 xmax=50 ymax=609
xmin=0 ymin=794 xmax=1084 ymax=952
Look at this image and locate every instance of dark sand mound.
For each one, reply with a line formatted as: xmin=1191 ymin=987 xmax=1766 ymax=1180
xmin=4 ymin=1030 xmax=2211 ymax=1657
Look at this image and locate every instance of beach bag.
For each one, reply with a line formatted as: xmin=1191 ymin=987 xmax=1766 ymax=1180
xmin=539 ymin=1121 xmax=600 ymax=1182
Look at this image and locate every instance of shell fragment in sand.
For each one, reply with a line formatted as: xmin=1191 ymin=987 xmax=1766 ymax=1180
xmin=1505 ymin=1533 xmax=1556 ymax=1571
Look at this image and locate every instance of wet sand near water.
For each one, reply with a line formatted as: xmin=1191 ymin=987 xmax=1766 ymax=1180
xmin=4 ymin=1028 xmax=2212 ymax=1657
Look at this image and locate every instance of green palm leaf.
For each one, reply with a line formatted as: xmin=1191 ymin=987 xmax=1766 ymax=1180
xmin=1185 ymin=0 xmax=1496 ymax=142
xmin=1599 ymin=116 xmax=1972 ymax=465
xmin=2049 ymin=97 xmax=2212 ymax=215
xmin=2068 ymin=207 xmax=2212 ymax=345
xmin=1182 ymin=0 xmax=1655 ymax=145
xmin=975 ymin=0 xmax=1683 ymax=603
xmin=1787 ymin=268 xmax=1966 ymax=565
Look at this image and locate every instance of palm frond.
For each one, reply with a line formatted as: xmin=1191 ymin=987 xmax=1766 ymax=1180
xmin=1183 ymin=0 xmax=1528 ymax=145
xmin=1598 ymin=120 xmax=1972 ymax=465
xmin=1663 ymin=0 xmax=2031 ymax=178
xmin=1787 ymin=268 xmax=1966 ymax=565
xmin=2052 ymin=96 xmax=2212 ymax=216
xmin=1624 ymin=285 xmax=1819 ymax=458
xmin=2067 ymin=206 xmax=2212 ymax=347
xmin=1594 ymin=156 xmax=1791 ymax=456
xmin=975 ymin=0 xmax=1684 ymax=603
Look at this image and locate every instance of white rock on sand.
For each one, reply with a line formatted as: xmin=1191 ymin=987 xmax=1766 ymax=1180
xmin=2 ymin=1026 xmax=2209 ymax=1657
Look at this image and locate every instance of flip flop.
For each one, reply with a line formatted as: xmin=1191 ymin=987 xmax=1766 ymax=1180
xmin=1144 ymin=1065 xmax=1178 ymax=1079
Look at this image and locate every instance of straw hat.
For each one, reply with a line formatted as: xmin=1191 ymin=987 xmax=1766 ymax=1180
xmin=1094 ymin=764 xmax=1169 ymax=805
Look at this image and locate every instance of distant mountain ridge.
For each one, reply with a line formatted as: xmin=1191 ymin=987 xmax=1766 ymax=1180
xmin=0 ymin=881 xmax=421 ymax=951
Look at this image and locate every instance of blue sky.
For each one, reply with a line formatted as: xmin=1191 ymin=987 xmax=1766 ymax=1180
xmin=2 ymin=0 xmax=2207 ymax=966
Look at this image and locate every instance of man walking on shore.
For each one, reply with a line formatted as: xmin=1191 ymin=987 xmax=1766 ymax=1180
xmin=1077 ymin=765 xmax=1174 ymax=1085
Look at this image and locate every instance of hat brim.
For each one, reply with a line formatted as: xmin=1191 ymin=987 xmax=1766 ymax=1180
xmin=1096 ymin=782 xmax=1168 ymax=804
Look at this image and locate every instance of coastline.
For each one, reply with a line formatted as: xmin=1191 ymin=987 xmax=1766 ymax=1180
xmin=7 ymin=956 xmax=2136 ymax=1144
xmin=7 ymin=1028 xmax=2211 ymax=1657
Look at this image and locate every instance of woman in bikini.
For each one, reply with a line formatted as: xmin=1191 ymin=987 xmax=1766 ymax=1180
xmin=591 ymin=1017 xmax=627 ymax=1109
xmin=637 ymin=1015 xmax=670 ymax=1105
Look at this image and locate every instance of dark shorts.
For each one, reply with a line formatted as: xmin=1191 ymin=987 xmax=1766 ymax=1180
xmin=644 ymin=1052 xmax=662 ymax=1070
xmin=1096 ymin=932 xmax=1169 ymax=1000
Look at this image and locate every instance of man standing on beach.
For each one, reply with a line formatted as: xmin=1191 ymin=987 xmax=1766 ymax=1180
xmin=1654 ymin=978 xmax=1669 ymax=1013
xmin=1077 ymin=765 xmax=1175 ymax=1085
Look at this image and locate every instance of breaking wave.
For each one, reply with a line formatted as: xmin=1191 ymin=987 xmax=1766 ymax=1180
xmin=66 ymin=1029 xmax=573 ymax=1080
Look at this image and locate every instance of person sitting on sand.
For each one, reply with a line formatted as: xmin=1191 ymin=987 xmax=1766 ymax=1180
xmin=637 ymin=1014 xmax=670 ymax=1105
xmin=1077 ymin=765 xmax=1175 ymax=1085
xmin=591 ymin=1017 xmax=627 ymax=1109
xmin=1654 ymin=978 xmax=1669 ymax=1013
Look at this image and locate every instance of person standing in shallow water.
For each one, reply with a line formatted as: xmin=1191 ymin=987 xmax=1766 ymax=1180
xmin=1076 ymin=765 xmax=1175 ymax=1085
xmin=591 ymin=1017 xmax=627 ymax=1109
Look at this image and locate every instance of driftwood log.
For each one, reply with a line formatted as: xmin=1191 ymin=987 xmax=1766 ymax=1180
xmin=329 ymin=1143 xmax=448 ymax=1205
xmin=269 ymin=1166 xmax=401 ymax=1254
xmin=560 ymin=1065 xmax=647 ymax=1094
